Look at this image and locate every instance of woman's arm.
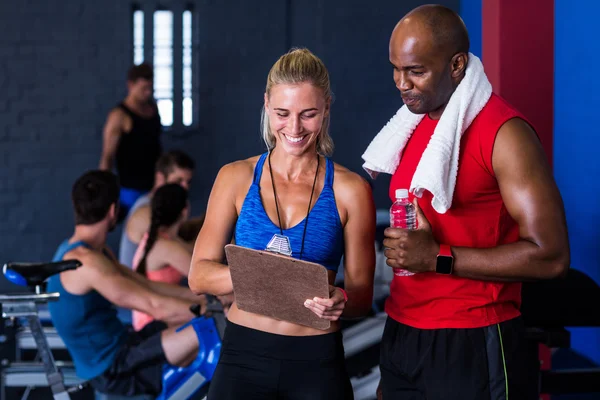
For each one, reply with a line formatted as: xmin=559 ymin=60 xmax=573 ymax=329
xmin=188 ymin=162 xmax=250 ymax=296
xmin=305 ymin=170 xmax=376 ymax=320
xmin=337 ymin=173 xmax=376 ymax=317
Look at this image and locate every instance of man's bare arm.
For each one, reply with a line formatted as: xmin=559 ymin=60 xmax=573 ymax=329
xmin=115 ymin=261 xmax=204 ymax=304
xmin=384 ymin=118 xmax=570 ymax=281
xmin=99 ymin=110 xmax=123 ymax=170
xmin=84 ymin=253 xmax=194 ymax=325
xmin=126 ymin=205 xmax=151 ymax=244
xmin=449 ymin=118 xmax=570 ymax=280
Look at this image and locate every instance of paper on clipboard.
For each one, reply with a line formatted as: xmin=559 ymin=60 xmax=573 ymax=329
xmin=224 ymin=244 xmax=331 ymax=330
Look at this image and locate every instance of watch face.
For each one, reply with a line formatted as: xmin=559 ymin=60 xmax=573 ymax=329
xmin=436 ymin=255 xmax=453 ymax=275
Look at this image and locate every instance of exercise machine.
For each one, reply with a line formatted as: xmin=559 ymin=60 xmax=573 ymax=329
xmin=1 ymin=233 xmax=392 ymax=400
xmin=521 ymin=268 xmax=600 ymax=397
xmin=1 ymin=260 xmax=85 ymax=400
xmin=0 ymin=260 xmax=225 ymax=400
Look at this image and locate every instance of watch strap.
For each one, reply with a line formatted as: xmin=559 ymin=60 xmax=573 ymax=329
xmin=439 ymin=244 xmax=452 ymax=257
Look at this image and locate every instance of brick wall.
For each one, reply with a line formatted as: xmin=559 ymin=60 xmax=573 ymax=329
xmin=0 ymin=1 xmax=131 ymax=283
xmin=0 ymin=0 xmax=459 ymax=292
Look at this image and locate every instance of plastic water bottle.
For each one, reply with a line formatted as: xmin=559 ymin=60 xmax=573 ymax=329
xmin=390 ymin=189 xmax=416 ymax=277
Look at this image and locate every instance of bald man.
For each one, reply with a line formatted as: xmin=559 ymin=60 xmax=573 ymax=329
xmin=378 ymin=5 xmax=569 ymax=399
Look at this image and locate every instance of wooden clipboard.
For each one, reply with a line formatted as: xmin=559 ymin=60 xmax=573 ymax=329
xmin=224 ymin=244 xmax=331 ymax=330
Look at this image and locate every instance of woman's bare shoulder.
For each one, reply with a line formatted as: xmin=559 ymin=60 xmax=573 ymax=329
xmin=331 ymin=162 xmax=372 ymax=196
xmin=216 ymin=155 xmax=263 ymax=183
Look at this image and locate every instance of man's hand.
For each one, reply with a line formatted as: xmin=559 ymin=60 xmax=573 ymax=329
xmin=217 ymin=293 xmax=234 ymax=316
xmin=196 ymin=294 xmax=208 ymax=315
xmin=190 ymin=297 xmax=208 ymax=317
xmin=376 ymin=379 xmax=383 ymax=400
xmin=304 ymin=285 xmax=346 ymax=321
xmin=383 ymin=199 xmax=438 ymax=273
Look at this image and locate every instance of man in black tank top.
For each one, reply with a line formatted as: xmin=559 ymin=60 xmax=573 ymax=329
xmin=99 ymin=63 xmax=163 ymax=219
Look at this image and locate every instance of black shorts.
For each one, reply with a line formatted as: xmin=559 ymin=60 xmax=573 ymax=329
xmin=90 ymin=321 xmax=168 ymax=397
xmin=207 ymin=321 xmax=354 ymax=400
xmin=380 ymin=316 xmax=539 ymax=400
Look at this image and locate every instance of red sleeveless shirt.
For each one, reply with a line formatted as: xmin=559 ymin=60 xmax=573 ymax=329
xmin=387 ymin=94 xmax=526 ymax=329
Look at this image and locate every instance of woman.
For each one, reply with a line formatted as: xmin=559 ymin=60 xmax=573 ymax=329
xmin=189 ymin=48 xmax=376 ymax=399
xmin=132 ymin=183 xmax=193 ymax=331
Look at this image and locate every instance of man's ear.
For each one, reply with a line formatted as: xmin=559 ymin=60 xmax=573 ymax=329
xmin=451 ymin=53 xmax=468 ymax=79
xmin=109 ymin=202 xmax=118 ymax=220
xmin=155 ymin=172 xmax=166 ymax=186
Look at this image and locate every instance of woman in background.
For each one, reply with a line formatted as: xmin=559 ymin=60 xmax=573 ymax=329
xmin=132 ymin=183 xmax=196 ymax=331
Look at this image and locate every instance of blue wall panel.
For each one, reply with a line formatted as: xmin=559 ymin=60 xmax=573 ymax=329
xmin=460 ymin=0 xmax=482 ymax=58
xmin=554 ymin=0 xmax=600 ymax=365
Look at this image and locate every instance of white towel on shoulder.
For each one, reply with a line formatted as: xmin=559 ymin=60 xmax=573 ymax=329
xmin=361 ymin=53 xmax=492 ymax=214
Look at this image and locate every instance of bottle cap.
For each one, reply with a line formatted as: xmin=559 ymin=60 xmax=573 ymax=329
xmin=395 ymin=189 xmax=409 ymax=199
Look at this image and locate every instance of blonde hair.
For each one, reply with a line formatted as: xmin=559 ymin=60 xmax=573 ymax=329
xmin=261 ymin=48 xmax=334 ymax=157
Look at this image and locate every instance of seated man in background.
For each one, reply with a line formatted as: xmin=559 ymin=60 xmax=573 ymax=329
xmin=48 ymin=170 xmax=206 ymax=397
xmin=119 ymin=149 xmax=203 ymax=268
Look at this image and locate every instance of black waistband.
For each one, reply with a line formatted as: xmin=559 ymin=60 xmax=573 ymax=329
xmin=221 ymin=320 xmax=345 ymax=361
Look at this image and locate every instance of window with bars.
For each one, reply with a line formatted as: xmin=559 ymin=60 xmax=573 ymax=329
xmin=133 ymin=7 xmax=194 ymax=128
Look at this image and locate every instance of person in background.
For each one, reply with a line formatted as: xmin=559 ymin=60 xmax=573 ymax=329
xmin=48 ymin=170 xmax=205 ymax=397
xmin=132 ymin=183 xmax=193 ymax=331
xmin=99 ymin=63 xmax=162 ymax=217
xmin=119 ymin=150 xmax=196 ymax=268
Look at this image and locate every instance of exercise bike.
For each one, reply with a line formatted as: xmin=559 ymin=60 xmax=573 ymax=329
xmin=0 ymin=260 xmax=225 ymax=400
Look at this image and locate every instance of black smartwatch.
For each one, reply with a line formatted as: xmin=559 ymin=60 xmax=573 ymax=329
xmin=436 ymin=244 xmax=454 ymax=275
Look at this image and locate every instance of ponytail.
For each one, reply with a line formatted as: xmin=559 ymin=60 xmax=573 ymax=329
xmin=137 ymin=213 xmax=160 ymax=276
xmin=136 ymin=183 xmax=189 ymax=276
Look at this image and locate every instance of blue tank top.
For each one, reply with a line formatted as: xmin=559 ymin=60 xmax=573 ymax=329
xmin=119 ymin=193 xmax=151 ymax=268
xmin=235 ymin=153 xmax=344 ymax=271
xmin=47 ymin=240 xmax=127 ymax=380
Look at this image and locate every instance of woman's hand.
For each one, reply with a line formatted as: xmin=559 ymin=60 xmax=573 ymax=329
xmin=304 ymin=285 xmax=346 ymax=321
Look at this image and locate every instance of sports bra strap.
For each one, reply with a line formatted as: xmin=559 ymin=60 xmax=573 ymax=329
xmin=253 ymin=153 xmax=335 ymax=187
xmin=253 ymin=153 xmax=268 ymax=184
xmin=324 ymin=158 xmax=334 ymax=187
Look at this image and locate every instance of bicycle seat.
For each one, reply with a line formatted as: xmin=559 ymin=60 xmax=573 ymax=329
xmin=3 ymin=260 xmax=82 ymax=287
